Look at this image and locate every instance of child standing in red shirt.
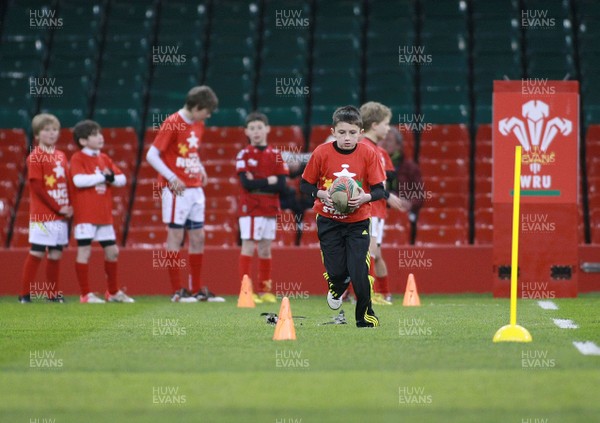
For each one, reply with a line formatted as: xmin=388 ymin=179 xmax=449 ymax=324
xmin=19 ymin=113 xmax=72 ymax=303
xmin=70 ymin=120 xmax=134 ymax=303
xmin=236 ymin=112 xmax=289 ymax=303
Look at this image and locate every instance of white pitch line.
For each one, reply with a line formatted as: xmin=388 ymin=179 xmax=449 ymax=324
xmin=553 ymin=318 xmax=579 ymax=329
xmin=537 ymin=300 xmax=558 ymax=310
xmin=573 ymin=341 xmax=600 ymax=356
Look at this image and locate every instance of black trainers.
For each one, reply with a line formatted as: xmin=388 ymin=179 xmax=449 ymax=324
xmin=18 ymin=294 xmax=31 ymax=303
xmin=47 ymin=295 xmax=65 ymax=303
xmin=356 ymin=310 xmax=379 ymax=328
xmin=171 ymin=288 xmax=198 ymax=303
xmin=193 ymin=286 xmax=225 ymax=302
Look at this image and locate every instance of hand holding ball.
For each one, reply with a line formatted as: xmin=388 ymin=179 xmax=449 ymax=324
xmin=328 ymin=176 xmax=360 ymax=214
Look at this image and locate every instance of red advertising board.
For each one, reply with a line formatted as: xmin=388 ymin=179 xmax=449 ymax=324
xmin=493 ymin=80 xmax=579 ymax=203
xmin=492 ymin=80 xmax=579 ymax=298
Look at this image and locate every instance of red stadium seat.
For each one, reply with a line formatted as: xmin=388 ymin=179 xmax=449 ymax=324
xmin=398 ymin=126 xmax=415 ymax=161
xmin=419 ymin=159 xmax=468 ymax=178
xmin=125 ymin=226 xmax=166 ymax=248
xmin=381 ymin=224 xmax=409 ymax=247
xmin=136 ymin=162 xmax=158 ymax=182
xmin=268 ymin=126 xmax=305 ymax=150
xmin=206 ymin=195 xmax=237 ymax=212
xmin=10 ymin=227 xmax=30 ymax=248
xmin=135 ymin=180 xmax=163 ymax=198
xmin=275 ymin=226 xmax=298 ymax=246
xmin=0 ymin=163 xmax=24 ymax=184
xmin=204 ymin=224 xmax=238 ymax=247
xmin=0 ymin=129 xmax=27 ymax=153
xmin=56 ymin=128 xmax=78 ymax=157
xmin=475 ymin=158 xmax=492 ymax=178
xmin=592 ymin=224 xmax=600 ymax=244
xmin=203 ymin=177 xmax=239 ymax=197
xmin=475 ymin=207 xmax=493 ymax=225
xmin=426 ymin=192 xmax=469 ymax=209
xmin=475 ymin=192 xmax=492 ymax=209
xmin=203 ymin=127 xmax=246 ymax=147
xmin=423 ymin=177 xmax=468 ymax=195
xmin=144 ymin=128 xmax=158 ymax=146
xmin=201 ymin=143 xmax=244 ymax=161
xmin=420 ymin=124 xmax=469 ymax=145
xmin=299 ymin=227 xmax=320 ymax=247
xmin=308 ymin=125 xmax=332 ymax=151
xmin=419 ymin=141 xmax=469 ymax=160
xmin=205 ymin=210 xmax=237 ymax=227
xmin=418 ymin=207 xmax=468 ymax=226
xmin=476 ymin=124 xmax=492 ymax=144
xmin=474 ymin=224 xmax=493 ymax=245
xmin=415 ymin=225 xmax=468 ymax=246
xmin=475 ymin=176 xmax=492 ymax=195
xmin=204 ymin=160 xmax=237 ymax=178
xmin=385 ymin=211 xmax=410 ymax=230
xmin=475 ymin=140 xmax=492 ymax=160
xmin=130 ymin=196 xmax=161 ymax=211
xmin=0 ymin=148 xmax=26 ymax=170
xmin=129 ymin=209 xmax=163 ymax=228
xmin=586 ymin=125 xmax=600 ymax=143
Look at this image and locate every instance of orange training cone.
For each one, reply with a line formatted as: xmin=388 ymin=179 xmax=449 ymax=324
xmin=273 ymin=296 xmax=296 ymax=341
xmin=237 ymin=274 xmax=255 ymax=308
xmin=402 ymin=273 xmax=421 ymax=306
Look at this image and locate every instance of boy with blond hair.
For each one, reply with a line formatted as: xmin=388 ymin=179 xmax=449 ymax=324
xmin=19 ymin=113 xmax=72 ymax=303
xmin=359 ymin=102 xmax=407 ymax=304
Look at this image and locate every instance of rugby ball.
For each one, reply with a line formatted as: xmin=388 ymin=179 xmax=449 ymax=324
xmin=328 ymin=176 xmax=359 ymax=214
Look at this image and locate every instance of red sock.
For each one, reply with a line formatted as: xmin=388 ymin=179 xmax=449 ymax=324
xmin=45 ymin=259 xmax=60 ymax=299
xmin=167 ymin=251 xmax=182 ymax=292
xmin=75 ymin=262 xmax=90 ymax=296
xmin=376 ymin=275 xmax=390 ymax=296
xmin=104 ymin=260 xmax=118 ymax=295
xmin=21 ymin=254 xmax=42 ymax=296
xmin=189 ymin=253 xmax=203 ymax=293
xmin=258 ymin=258 xmax=272 ymax=293
xmin=239 ymin=254 xmax=252 ymax=283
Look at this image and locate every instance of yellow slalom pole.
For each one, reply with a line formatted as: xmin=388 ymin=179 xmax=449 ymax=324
xmin=493 ymin=146 xmax=532 ymax=343
xmin=509 ymin=146 xmax=522 ymax=326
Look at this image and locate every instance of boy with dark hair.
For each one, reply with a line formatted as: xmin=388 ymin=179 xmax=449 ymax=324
xmin=236 ymin=112 xmax=289 ymax=303
xmin=19 ymin=113 xmax=72 ymax=303
xmin=146 ymin=85 xmax=224 ymax=302
xmin=359 ymin=102 xmax=406 ymax=304
xmin=300 ymin=106 xmax=386 ymax=327
xmin=71 ymin=119 xmax=134 ymax=303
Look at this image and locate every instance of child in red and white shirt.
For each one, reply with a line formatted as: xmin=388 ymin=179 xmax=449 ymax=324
xmin=236 ymin=112 xmax=289 ymax=303
xmin=19 ymin=113 xmax=72 ymax=303
xmin=70 ymin=120 xmax=134 ymax=303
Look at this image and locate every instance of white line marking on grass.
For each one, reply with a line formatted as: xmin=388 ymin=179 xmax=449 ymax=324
xmin=573 ymin=341 xmax=600 ymax=356
xmin=537 ymin=300 xmax=558 ymax=310
xmin=552 ymin=318 xmax=579 ymax=329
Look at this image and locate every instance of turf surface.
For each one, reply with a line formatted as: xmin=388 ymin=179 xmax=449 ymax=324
xmin=1 ymin=294 xmax=598 ymax=422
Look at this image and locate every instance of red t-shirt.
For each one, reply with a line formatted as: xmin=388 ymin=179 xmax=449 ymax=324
xmin=360 ymin=137 xmax=395 ymax=219
xmin=27 ymin=146 xmax=70 ymax=222
xmin=236 ymin=145 xmax=289 ymax=217
xmin=302 ymin=142 xmax=386 ymax=223
xmin=152 ymin=112 xmax=204 ymax=188
xmin=70 ymin=151 xmax=123 ymax=225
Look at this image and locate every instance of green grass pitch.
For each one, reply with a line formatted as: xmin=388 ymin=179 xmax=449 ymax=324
xmin=1 ymin=294 xmax=599 ymax=422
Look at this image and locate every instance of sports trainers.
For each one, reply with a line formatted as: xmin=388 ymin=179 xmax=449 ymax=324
xmin=327 ymin=291 xmax=343 ymax=310
xmin=372 ymin=293 xmax=392 ymax=306
xmin=384 ymin=294 xmax=393 ymax=303
xmin=47 ymin=295 xmax=65 ymax=303
xmin=259 ymin=292 xmax=277 ymax=303
xmin=356 ymin=310 xmax=380 ymax=328
xmin=80 ymin=292 xmax=105 ymax=304
xmin=171 ymin=288 xmax=198 ymax=303
xmin=106 ymin=290 xmax=135 ymax=303
xmin=252 ymin=294 xmax=264 ymax=304
xmin=18 ymin=294 xmax=31 ymax=303
xmin=194 ymin=286 xmax=226 ymax=302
